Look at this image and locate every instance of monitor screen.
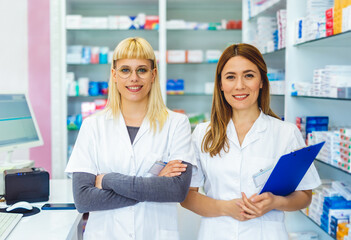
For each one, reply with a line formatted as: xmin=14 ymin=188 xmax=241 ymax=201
xmin=0 ymin=94 xmax=43 ymax=153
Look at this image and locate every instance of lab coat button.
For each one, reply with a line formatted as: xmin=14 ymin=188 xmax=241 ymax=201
xmin=129 ymin=233 xmax=134 ymax=238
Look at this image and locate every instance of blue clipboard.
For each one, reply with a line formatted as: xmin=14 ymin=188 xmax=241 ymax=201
xmin=259 ymin=141 xmax=325 ymax=196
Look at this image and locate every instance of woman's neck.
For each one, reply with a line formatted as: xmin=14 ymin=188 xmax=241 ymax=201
xmin=121 ymin=99 xmax=148 ymax=127
xmin=231 ymin=106 xmax=261 ymax=146
xmin=232 ymin=106 xmax=261 ymax=126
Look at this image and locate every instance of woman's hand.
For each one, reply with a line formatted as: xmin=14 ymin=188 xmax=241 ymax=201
xmin=95 ymin=174 xmax=106 ymax=189
xmin=239 ymin=192 xmax=279 ymax=219
xmin=158 ymin=160 xmax=187 ymax=177
xmin=223 ymin=198 xmax=249 ymax=221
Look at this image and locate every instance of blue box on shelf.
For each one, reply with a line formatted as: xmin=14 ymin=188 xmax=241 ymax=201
xmin=166 ymin=79 xmax=176 ymax=94
xmin=175 ymin=79 xmax=184 ymax=94
xmin=89 ymin=81 xmax=100 ymax=96
xmin=306 ymin=116 xmax=329 ymax=125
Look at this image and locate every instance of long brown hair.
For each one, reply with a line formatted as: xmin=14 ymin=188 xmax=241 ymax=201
xmin=202 ymin=43 xmax=280 ymax=157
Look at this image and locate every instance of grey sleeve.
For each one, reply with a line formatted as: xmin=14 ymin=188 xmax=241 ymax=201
xmin=72 ymin=172 xmax=139 ymax=213
xmin=102 ymin=162 xmax=193 ymax=203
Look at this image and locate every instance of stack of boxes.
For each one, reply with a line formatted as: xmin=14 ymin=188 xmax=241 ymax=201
xmin=67 ymin=46 xmax=112 ymax=65
xmin=291 ymin=65 xmax=351 ymax=98
xmin=295 ymin=0 xmax=351 ymax=43
xmin=326 ymin=7 xmax=334 ymax=36
xmin=312 ymin=68 xmax=329 ymax=97
xmin=268 ymin=68 xmax=285 ymax=95
xmin=295 ymin=0 xmax=334 ymax=43
xmin=308 ymin=128 xmax=351 ymax=173
xmin=326 ymin=0 xmax=351 ymax=36
xmin=166 ymin=50 xmax=221 ymax=64
xmin=276 ymin=9 xmax=287 ymax=49
xmin=340 ymin=129 xmax=351 ymax=168
xmin=256 ymin=16 xmax=277 ymax=53
xmin=334 ymin=0 xmax=344 ymax=34
xmin=66 ymin=14 xmax=159 ymax=30
xmin=296 ymin=116 xmax=329 ymax=140
xmin=305 ymin=180 xmax=351 ymax=239
xmin=166 ymin=19 xmax=242 ymax=30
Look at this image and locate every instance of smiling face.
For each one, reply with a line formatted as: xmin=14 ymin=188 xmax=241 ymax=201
xmin=220 ymin=56 xmax=262 ymax=113
xmin=112 ymin=58 xmax=156 ymax=105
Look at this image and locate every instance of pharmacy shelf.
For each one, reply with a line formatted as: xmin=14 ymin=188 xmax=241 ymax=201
xmin=248 ymin=0 xmax=286 ymax=20
xmin=68 ymin=96 xmax=108 ymax=100
xmin=167 ymin=29 xmax=241 ymax=31
xmin=167 ymin=93 xmax=212 ymax=96
xmin=315 ymin=158 xmax=351 ymax=176
xmin=262 ymin=47 xmax=285 ymax=56
xmin=291 ymin=95 xmax=351 ymax=101
xmin=299 ymin=211 xmax=334 ymax=240
xmin=295 ymin=30 xmax=351 ymax=48
xmin=270 ymin=94 xmax=285 ymax=96
xmin=66 ymin=28 xmax=158 ymax=31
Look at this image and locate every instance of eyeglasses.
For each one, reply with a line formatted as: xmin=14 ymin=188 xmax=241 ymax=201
xmin=116 ymin=66 xmax=154 ymax=79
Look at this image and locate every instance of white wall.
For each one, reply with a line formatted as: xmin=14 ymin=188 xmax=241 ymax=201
xmin=0 ymin=0 xmax=29 ymax=161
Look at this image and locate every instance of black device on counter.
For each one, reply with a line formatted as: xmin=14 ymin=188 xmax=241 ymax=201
xmin=4 ymin=167 xmax=49 ymax=204
xmin=41 ymin=203 xmax=76 ymax=210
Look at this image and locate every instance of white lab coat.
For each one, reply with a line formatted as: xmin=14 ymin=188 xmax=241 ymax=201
xmin=191 ymin=111 xmax=321 ymax=240
xmin=65 ymin=109 xmax=196 ymax=240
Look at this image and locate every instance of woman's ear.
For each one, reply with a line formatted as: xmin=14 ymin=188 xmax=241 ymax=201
xmin=111 ymin=69 xmax=117 ymax=83
xmin=260 ymin=80 xmax=263 ymax=89
xmin=151 ymin=68 xmax=157 ymax=83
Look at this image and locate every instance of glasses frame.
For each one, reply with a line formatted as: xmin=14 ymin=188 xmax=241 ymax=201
xmin=113 ymin=59 xmax=156 ymax=80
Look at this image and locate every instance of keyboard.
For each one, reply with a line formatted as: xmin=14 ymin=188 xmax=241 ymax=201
xmin=0 ymin=212 xmax=22 ymax=240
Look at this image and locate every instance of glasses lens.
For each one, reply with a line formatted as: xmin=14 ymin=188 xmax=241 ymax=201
xmin=117 ymin=67 xmax=131 ymax=79
xmin=136 ymin=67 xmax=151 ymax=79
xmin=117 ymin=67 xmax=152 ymax=79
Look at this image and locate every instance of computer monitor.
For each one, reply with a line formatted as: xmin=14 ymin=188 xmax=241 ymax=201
xmin=0 ymin=93 xmax=43 ymax=171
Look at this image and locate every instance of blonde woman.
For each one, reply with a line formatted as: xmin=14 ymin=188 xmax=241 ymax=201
xmin=181 ymin=43 xmax=320 ymax=240
xmin=65 ymin=37 xmax=195 ymax=240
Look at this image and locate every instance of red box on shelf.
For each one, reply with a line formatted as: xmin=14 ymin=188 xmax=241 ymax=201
xmin=326 ymin=18 xmax=334 ymax=29
xmin=326 ymin=28 xmax=334 ymax=36
xmin=326 ymin=8 xmax=334 ymax=19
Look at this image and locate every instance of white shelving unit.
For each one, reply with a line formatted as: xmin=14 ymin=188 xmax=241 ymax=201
xmin=50 ymin=0 xmax=162 ymax=178
xmin=242 ymin=0 xmax=286 ymax=118
xmin=166 ymin=0 xmax=242 ymax=114
xmin=243 ymin=0 xmax=351 ymax=239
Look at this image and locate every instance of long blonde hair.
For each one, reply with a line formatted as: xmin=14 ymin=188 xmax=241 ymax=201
xmin=202 ymin=43 xmax=280 ymax=157
xmin=105 ymin=37 xmax=168 ymax=132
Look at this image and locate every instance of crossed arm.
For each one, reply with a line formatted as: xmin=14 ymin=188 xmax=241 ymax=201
xmin=73 ymin=161 xmax=192 ymax=213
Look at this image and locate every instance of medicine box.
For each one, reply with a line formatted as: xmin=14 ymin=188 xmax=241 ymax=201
xmin=167 ymin=50 xmax=186 ymax=63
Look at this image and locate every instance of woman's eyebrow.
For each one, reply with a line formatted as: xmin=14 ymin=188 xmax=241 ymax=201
xmin=224 ymin=71 xmax=236 ymax=75
xmin=243 ymin=70 xmax=256 ymax=73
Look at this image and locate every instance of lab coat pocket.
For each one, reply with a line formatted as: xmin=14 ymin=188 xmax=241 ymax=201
xmin=246 ymin=157 xmax=276 ymax=196
xmin=140 ymin=152 xmax=165 ymax=177
xmin=159 ymin=230 xmax=179 ymax=240
xmin=261 ymin=220 xmax=288 ymax=240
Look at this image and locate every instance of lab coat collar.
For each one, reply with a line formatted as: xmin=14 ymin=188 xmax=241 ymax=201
xmin=112 ymin=111 xmax=150 ymax=147
xmin=227 ymin=111 xmax=268 ymax=149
